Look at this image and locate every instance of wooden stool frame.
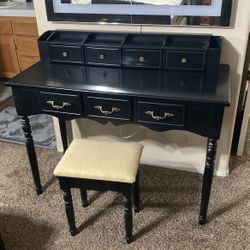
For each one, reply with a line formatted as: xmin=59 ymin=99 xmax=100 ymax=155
xmin=58 ymin=174 xmax=140 ymax=244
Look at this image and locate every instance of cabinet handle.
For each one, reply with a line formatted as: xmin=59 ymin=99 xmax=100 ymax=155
xmin=139 ymin=56 xmax=145 ymax=62
xmin=62 ymin=52 xmax=68 ymax=58
xmin=145 ymin=111 xmax=174 ymax=121
xmin=181 ymin=58 xmax=188 ymax=64
xmin=46 ymin=101 xmax=71 ymax=110
xmin=99 ymin=54 xmax=105 ymax=60
xmin=94 ymin=105 xmax=120 ymax=115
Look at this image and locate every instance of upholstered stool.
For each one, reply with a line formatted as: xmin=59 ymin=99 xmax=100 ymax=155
xmin=54 ymin=139 xmax=143 ymax=244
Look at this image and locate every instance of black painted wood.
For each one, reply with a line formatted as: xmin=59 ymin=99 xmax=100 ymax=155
xmin=80 ymin=189 xmax=88 ymax=207
xmin=58 ymin=118 xmax=68 ymax=153
xmin=57 ymin=177 xmax=137 ymax=243
xmin=199 ymin=138 xmax=217 ymax=225
xmin=123 ymin=189 xmax=133 ymax=244
xmin=5 ymin=60 xmax=230 ymax=225
xmin=6 ymin=62 xmax=230 ymax=106
xmin=133 ymin=174 xmax=140 ymax=213
xmin=21 ymin=116 xmax=42 ymax=195
xmin=59 ymin=179 xmax=77 ymax=236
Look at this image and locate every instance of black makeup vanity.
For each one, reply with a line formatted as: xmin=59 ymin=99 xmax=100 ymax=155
xmin=6 ymin=31 xmax=230 ymax=225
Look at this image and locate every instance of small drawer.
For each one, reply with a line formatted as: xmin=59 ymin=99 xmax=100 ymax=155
xmin=123 ymin=49 xmax=162 ymax=68
xmin=87 ymin=96 xmax=130 ymax=120
xmin=49 ymin=45 xmax=84 ymax=64
xmin=85 ymin=47 xmax=120 ymax=66
xmin=40 ymin=92 xmax=81 ymax=115
xmin=165 ymin=51 xmax=206 ymax=71
xmin=137 ymin=101 xmax=184 ymax=126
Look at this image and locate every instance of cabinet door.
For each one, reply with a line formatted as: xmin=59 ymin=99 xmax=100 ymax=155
xmin=0 ymin=36 xmax=20 ymax=78
xmin=12 ymin=17 xmax=38 ymax=37
xmin=18 ymin=55 xmax=39 ymax=71
xmin=15 ymin=36 xmax=40 ymax=57
xmin=0 ymin=18 xmax=13 ymax=35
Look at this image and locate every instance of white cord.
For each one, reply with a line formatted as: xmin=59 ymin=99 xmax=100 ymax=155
xmin=119 ymin=125 xmax=144 ymax=140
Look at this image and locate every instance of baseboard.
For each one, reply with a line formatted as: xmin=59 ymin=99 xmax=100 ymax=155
xmin=141 ymin=160 xmax=229 ymax=177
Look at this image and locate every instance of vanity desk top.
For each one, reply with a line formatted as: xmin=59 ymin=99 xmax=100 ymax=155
xmin=8 ymin=62 xmax=230 ymax=106
xmin=6 ymin=31 xmax=230 ymax=225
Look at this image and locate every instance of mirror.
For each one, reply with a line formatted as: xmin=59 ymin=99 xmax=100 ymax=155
xmin=45 ymin=0 xmax=233 ymax=26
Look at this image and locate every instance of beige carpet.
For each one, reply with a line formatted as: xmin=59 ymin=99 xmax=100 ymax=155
xmin=0 ymin=139 xmax=250 ymax=250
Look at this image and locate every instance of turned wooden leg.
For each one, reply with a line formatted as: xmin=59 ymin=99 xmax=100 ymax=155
xmin=21 ymin=116 xmax=42 ymax=195
xmin=199 ymin=138 xmax=217 ymax=225
xmin=58 ymin=118 xmax=68 ymax=153
xmin=80 ymin=189 xmax=88 ymax=207
xmin=123 ymin=188 xmax=133 ymax=244
xmin=133 ymin=174 xmax=140 ymax=213
xmin=60 ymin=182 xmax=77 ymax=236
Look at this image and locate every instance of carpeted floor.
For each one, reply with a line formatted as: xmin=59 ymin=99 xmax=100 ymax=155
xmin=0 ymin=137 xmax=250 ymax=249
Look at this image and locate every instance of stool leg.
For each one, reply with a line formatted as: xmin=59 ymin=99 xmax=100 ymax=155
xmin=123 ymin=188 xmax=133 ymax=244
xmin=61 ymin=187 xmax=77 ymax=236
xmin=133 ymin=174 xmax=140 ymax=213
xmin=80 ymin=189 xmax=89 ymax=207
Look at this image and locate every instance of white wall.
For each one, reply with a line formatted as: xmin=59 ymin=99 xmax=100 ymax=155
xmin=33 ymin=0 xmax=250 ymax=176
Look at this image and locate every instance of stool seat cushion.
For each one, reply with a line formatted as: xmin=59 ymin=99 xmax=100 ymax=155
xmin=54 ymin=139 xmax=143 ymax=183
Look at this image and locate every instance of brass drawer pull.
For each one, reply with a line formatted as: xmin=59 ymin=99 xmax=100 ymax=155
xmin=145 ymin=111 xmax=174 ymax=121
xmin=94 ymin=105 xmax=120 ymax=115
xmin=46 ymin=101 xmax=71 ymax=110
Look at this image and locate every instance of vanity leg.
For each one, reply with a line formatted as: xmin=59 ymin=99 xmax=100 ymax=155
xmin=123 ymin=188 xmax=133 ymax=244
xmin=133 ymin=174 xmax=140 ymax=213
xmin=21 ymin=116 xmax=42 ymax=195
xmin=199 ymin=138 xmax=217 ymax=225
xmin=58 ymin=118 xmax=68 ymax=153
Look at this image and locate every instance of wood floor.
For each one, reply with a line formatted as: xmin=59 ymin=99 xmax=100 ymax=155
xmin=0 ymin=96 xmax=15 ymax=112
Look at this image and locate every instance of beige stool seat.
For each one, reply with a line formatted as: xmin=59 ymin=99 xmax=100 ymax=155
xmin=54 ymin=139 xmax=143 ymax=183
xmin=54 ymin=139 xmax=143 ymax=243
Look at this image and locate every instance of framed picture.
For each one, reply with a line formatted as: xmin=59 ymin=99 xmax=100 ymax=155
xmin=45 ymin=0 xmax=233 ymax=26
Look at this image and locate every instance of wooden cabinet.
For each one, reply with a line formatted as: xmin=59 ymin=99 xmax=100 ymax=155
xmin=0 ymin=36 xmax=20 ymax=78
xmin=0 ymin=17 xmax=40 ymax=78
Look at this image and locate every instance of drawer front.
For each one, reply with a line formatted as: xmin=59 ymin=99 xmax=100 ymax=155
xmin=15 ymin=36 xmax=40 ymax=57
xmin=85 ymin=47 xmax=120 ymax=66
xmin=87 ymin=96 xmax=130 ymax=120
xmin=40 ymin=92 xmax=81 ymax=115
xmin=166 ymin=50 xmax=206 ymax=71
xmin=123 ymin=49 xmax=162 ymax=68
xmin=0 ymin=18 xmax=12 ymax=35
xmin=50 ymin=45 xmax=84 ymax=64
xmin=12 ymin=17 xmax=38 ymax=36
xmin=137 ymin=101 xmax=184 ymax=126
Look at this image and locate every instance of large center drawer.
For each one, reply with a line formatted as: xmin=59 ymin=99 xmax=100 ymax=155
xmin=40 ymin=91 xmax=82 ymax=115
xmin=86 ymin=96 xmax=131 ymax=120
xmin=137 ymin=101 xmax=184 ymax=126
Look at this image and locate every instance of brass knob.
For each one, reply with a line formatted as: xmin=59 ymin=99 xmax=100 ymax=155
xmin=139 ymin=56 xmax=145 ymax=63
xmin=100 ymin=54 xmax=105 ymax=60
xmin=62 ymin=52 xmax=68 ymax=58
xmin=181 ymin=58 xmax=188 ymax=64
